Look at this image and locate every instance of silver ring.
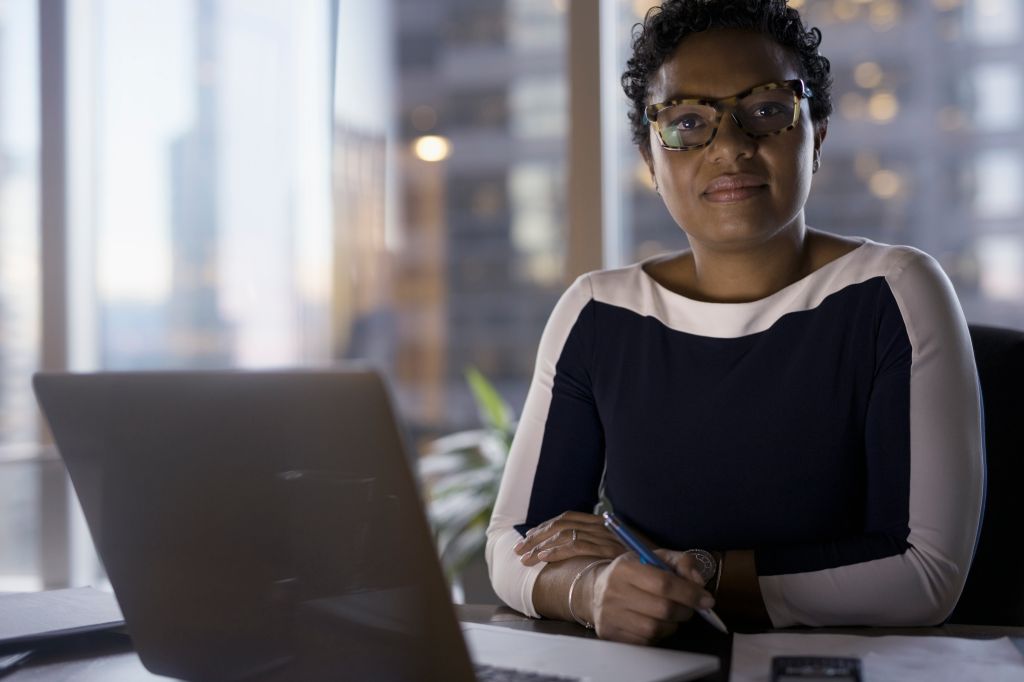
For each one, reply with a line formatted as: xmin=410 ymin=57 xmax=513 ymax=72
xmin=571 ymin=529 xmax=577 ymax=543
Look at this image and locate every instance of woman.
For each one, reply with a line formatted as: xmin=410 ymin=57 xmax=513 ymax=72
xmin=485 ymin=0 xmax=985 ymax=645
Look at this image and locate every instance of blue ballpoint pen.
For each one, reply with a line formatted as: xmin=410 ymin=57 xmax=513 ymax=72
xmin=602 ymin=511 xmax=729 ymax=634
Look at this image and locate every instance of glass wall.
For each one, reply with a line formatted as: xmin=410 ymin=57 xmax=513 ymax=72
xmin=801 ymin=0 xmax=1024 ymax=328
xmin=9 ymin=0 xmax=1022 ymax=592
xmin=0 ymin=0 xmax=41 ymax=591
xmin=334 ymin=0 xmax=568 ymax=440
xmin=61 ymin=0 xmax=333 ymax=585
xmin=609 ymin=0 xmax=1024 ymax=329
xmin=2 ymin=0 xmax=568 ymax=593
xmin=67 ymin=0 xmax=333 ymax=375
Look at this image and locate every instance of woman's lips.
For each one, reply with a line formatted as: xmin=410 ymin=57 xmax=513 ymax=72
xmin=702 ymin=173 xmax=769 ymax=203
xmin=702 ymin=185 xmax=768 ymax=203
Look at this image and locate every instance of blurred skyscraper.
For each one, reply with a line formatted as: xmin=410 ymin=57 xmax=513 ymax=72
xmin=350 ymin=0 xmax=568 ymax=435
xmin=794 ymin=0 xmax=1024 ymax=328
xmin=620 ymin=0 xmax=1024 ymax=329
xmin=0 ymin=0 xmax=42 ymax=588
xmin=1 ymin=0 xmax=334 ymax=589
xmin=0 ymin=20 xmax=8 ymax=444
xmin=167 ymin=0 xmax=232 ymax=366
xmin=0 ymin=15 xmax=37 ymax=447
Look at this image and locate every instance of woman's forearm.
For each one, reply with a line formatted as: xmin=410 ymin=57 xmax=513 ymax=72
xmin=531 ymin=556 xmax=609 ymax=625
xmin=529 ymin=548 xmax=771 ymax=634
xmin=533 ymin=550 xmax=771 ymax=628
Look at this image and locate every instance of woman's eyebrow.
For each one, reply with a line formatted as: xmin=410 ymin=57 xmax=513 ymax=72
xmin=658 ymin=80 xmax=779 ymax=103
xmin=660 ymin=88 xmax=712 ymax=102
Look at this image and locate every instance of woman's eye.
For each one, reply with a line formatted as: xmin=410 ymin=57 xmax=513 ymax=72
xmin=751 ymin=103 xmax=784 ymax=118
xmin=670 ymin=115 xmax=705 ymax=130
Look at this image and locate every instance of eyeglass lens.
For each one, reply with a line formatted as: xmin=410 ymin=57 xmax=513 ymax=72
xmin=655 ymin=87 xmax=798 ymax=149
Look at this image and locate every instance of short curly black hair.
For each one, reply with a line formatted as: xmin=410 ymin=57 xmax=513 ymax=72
xmin=622 ymin=0 xmax=833 ymax=151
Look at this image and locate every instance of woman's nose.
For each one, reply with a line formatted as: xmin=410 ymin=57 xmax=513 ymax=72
xmin=707 ymin=111 xmax=757 ymax=164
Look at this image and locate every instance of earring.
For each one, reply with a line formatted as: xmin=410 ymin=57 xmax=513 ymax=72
xmin=812 ymin=152 xmax=821 ymax=174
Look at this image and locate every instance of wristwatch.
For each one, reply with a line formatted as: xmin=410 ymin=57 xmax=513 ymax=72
xmin=683 ymin=548 xmax=718 ymax=585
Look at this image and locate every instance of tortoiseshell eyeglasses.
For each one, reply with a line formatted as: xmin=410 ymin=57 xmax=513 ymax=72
xmin=644 ymin=79 xmax=813 ymax=151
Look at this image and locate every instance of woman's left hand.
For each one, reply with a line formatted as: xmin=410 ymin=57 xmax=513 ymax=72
xmin=513 ymin=511 xmax=626 ymax=566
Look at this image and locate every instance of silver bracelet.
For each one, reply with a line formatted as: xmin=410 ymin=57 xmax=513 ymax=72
xmin=683 ymin=548 xmax=717 ymax=585
xmin=713 ymin=551 xmax=724 ymax=595
xmin=567 ymin=559 xmax=612 ymax=629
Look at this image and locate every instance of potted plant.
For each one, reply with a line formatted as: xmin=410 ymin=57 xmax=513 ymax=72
xmin=419 ymin=368 xmax=514 ymax=603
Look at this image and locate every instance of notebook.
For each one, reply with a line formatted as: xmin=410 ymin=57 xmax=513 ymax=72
xmin=33 ymin=369 xmax=718 ymax=681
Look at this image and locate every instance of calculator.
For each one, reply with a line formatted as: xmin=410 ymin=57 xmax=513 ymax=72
xmin=771 ymin=656 xmax=862 ymax=682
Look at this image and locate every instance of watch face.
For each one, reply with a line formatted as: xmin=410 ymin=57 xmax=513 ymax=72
xmin=686 ymin=549 xmax=716 ymax=583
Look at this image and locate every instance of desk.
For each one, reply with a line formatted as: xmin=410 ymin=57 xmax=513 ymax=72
xmin=7 ymin=605 xmax=1024 ymax=680
xmin=460 ymin=605 xmax=1024 ymax=681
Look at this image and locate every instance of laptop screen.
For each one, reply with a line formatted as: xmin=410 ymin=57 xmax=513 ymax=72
xmin=34 ymin=369 xmax=477 ymax=681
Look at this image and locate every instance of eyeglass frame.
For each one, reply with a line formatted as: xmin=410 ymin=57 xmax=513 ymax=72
xmin=643 ymin=78 xmax=814 ymax=152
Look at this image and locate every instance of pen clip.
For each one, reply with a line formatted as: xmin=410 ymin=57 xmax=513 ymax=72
xmin=602 ymin=511 xmax=671 ymax=570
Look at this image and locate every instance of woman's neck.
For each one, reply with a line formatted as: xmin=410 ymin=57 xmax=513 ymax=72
xmin=687 ymin=226 xmax=812 ymax=303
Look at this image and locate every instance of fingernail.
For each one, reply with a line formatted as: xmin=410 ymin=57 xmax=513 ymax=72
xmin=514 ymin=541 xmax=524 ymax=551
xmin=699 ymin=596 xmax=715 ymax=609
xmin=690 ymin=569 xmax=704 ymax=583
xmin=537 ymin=549 xmax=550 ymax=559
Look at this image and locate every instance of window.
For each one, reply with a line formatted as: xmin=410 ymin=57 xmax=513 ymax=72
xmin=0 ymin=0 xmax=41 ymax=591
xmin=973 ymin=63 xmax=1022 ymax=131
xmin=335 ymin=0 xmax=568 ymax=436
xmin=976 ymin=233 xmax=1024 ymax=301
xmin=49 ymin=0 xmax=332 ymax=587
xmin=9 ymin=0 xmax=563 ymax=585
xmin=69 ymin=0 xmax=333 ymax=375
xmin=7 ymin=0 xmax=1024 ymax=594
xmin=969 ymin=0 xmax=1021 ymax=45
xmin=608 ymin=0 xmax=1024 ymax=330
xmin=974 ymin=150 xmax=1024 ymax=219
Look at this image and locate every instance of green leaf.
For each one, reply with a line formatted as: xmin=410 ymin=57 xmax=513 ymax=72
xmin=428 ymin=491 xmax=492 ymax=531
xmin=423 ymin=429 xmax=492 ymax=458
xmin=436 ymin=510 xmax=488 ymax=560
xmin=441 ymin=517 xmax=488 ymax=577
xmin=476 ymin=432 xmax=509 ymax=467
xmin=419 ymin=368 xmax=518 ymax=582
xmin=465 ymin=367 xmax=513 ymax=434
xmin=418 ymin=452 xmax=474 ymax=478
xmin=429 ymin=466 xmax=502 ymax=500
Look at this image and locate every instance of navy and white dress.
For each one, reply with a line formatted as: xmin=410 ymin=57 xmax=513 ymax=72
xmin=485 ymin=239 xmax=985 ymax=628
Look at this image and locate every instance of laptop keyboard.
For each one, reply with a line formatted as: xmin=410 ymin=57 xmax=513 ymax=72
xmin=474 ymin=663 xmax=581 ymax=682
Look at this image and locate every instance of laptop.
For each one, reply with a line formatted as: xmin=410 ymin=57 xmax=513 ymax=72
xmin=33 ymin=369 xmax=719 ymax=681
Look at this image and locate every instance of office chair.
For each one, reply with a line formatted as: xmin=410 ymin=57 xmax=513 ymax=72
xmin=948 ymin=324 xmax=1024 ymax=626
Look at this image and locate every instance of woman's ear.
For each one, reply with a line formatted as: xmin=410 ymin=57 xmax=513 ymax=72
xmin=813 ymin=119 xmax=828 ymax=155
xmin=813 ymin=119 xmax=828 ymax=174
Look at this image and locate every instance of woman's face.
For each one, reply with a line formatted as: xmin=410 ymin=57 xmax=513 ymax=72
xmin=645 ymin=28 xmax=823 ymax=252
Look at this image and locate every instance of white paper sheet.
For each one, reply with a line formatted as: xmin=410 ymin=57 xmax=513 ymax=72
xmin=730 ymin=632 xmax=1024 ymax=682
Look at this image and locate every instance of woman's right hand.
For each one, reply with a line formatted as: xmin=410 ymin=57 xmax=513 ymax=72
xmin=589 ymin=549 xmax=716 ymax=645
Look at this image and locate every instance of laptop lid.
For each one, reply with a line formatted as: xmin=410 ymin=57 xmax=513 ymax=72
xmin=34 ymin=369 xmax=477 ymax=681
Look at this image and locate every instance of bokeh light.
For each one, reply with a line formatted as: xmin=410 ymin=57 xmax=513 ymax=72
xmin=413 ymin=135 xmax=451 ymax=162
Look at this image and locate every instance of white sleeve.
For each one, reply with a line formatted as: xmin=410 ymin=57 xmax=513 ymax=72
xmin=485 ymin=274 xmax=599 ymax=617
xmin=759 ymin=250 xmax=985 ymax=627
